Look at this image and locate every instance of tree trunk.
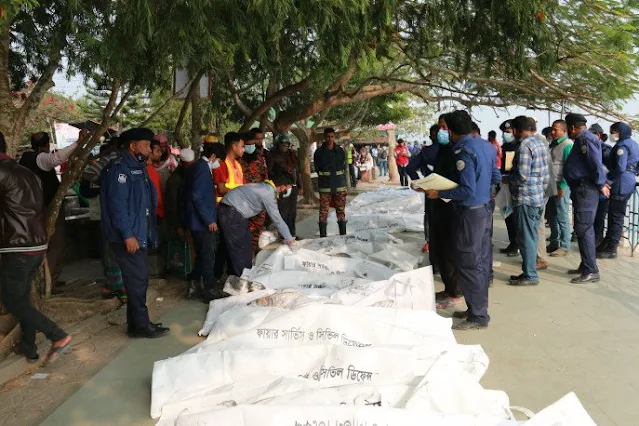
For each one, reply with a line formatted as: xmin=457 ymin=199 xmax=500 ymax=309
xmin=173 ymin=69 xmax=203 ymax=148
xmin=290 ymin=127 xmax=319 ymax=205
xmin=387 ymin=129 xmax=399 ymax=184
xmin=190 ymin=91 xmax=202 ymax=151
xmin=46 ymin=80 xmax=122 ymax=236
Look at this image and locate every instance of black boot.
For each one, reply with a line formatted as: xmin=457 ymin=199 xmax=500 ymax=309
xmin=338 ymin=220 xmax=347 ymax=236
xmin=596 ymin=239 xmax=609 ymax=254
xmin=319 ymin=222 xmax=327 ymax=238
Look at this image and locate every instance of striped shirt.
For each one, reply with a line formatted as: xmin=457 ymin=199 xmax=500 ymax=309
xmin=509 ymin=133 xmax=550 ymax=207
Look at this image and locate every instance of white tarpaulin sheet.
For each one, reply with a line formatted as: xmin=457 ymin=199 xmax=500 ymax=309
xmin=151 ymin=189 xmax=596 ymax=426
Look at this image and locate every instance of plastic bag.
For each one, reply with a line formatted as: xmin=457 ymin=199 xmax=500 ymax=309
xmin=166 ymin=238 xmax=192 ymax=277
xmin=495 ymin=185 xmax=513 ymax=219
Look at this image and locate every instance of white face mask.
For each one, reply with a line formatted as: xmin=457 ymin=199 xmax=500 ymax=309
xmin=609 ymin=134 xmax=620 ymax=143
xmin=282 ymin=187 xmax=293 ymax=198
xmin=210 ymin=159 xmax=221 ymax=170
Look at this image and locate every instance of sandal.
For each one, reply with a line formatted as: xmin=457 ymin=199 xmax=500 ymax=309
xmin=436 ymin=297 xmax=463 ymax=310
xmin=45 ymin=336 xmax=72 ymax=365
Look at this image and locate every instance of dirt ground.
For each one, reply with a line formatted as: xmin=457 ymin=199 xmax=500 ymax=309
xmin=0 ymin=200 xmax=324 ymax=426
xmin=0 ymin=276 xmax=186 ymax=426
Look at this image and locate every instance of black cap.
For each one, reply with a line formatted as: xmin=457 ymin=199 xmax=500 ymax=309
xmin=565 ymin=113 xmax=587 ymax=126
xmin=588 ymin=123 xmax=604 ymax=135
xmin=120 ymin=128 xmax=155 ymax=144
xmin=499 ymin=120 xmax=513 ymax=132
xmin=272 ymin=172 xmax=294 ymax=186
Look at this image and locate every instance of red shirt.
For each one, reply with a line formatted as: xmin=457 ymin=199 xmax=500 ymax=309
xmin=212 ymin=159 xmax=244 ymax=201
xmin=395 ymin=145 xmax=410 ymax=167
xmin=490 ymin=139 xmax=502 ymax=170
xmin=146 ymin=164 xmax=164 ymax=218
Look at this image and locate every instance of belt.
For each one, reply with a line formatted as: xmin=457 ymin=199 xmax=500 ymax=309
xmin=453 ymin=202 xmax=489 ymax=211
xmin=568 ymin=178 xmax=595 ymax=187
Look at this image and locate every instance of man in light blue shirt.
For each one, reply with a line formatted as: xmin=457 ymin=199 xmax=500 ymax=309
xmin=219 ymin=176 xmax=296 ymax=276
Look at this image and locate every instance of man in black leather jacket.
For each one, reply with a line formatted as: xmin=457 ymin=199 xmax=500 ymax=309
xmin=0 ymin=132 xmax=72 ymax=365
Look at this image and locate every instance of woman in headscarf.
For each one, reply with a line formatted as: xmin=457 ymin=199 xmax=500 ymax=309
xmin=597 ymin=122 xmax=639 ymax=258
xmin=268 ymin=134 xmax=300 ymax=238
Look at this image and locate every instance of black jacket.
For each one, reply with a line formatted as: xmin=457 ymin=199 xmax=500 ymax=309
xmin=0 ymin=156 xmax=49 ymax=253
xmin=314 ymin=143 xmax=347 ymax=193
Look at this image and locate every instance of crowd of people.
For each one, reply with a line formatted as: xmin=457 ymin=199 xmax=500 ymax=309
xmin=408 ymin=110 xmax=638 ymax=330
xmin=1 ymin=108 xmax=636 ymax=364
xmin=0 ymin=126 xmax=301 ymax=363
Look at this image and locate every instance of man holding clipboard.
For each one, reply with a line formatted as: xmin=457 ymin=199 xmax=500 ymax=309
xmin=423 ymin=111 xmax=501 ymax=330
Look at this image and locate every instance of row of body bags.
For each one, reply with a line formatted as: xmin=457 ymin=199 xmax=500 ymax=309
xmin=151 ymin=189 xmax=596 ymax=426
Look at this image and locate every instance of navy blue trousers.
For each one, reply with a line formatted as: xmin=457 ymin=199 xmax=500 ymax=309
xmin=570 ymin=183 xmax=599 ymax=274
xmin=431 ymin=202 xmax=460 ymax=297
xmin=191 ymin=230 xmax=219 ymax=290
xmin=218 ymin=204 xmax=253 ymax=277
xmin=606 ymin=196 xmax=630 ymax=250
xmin=111 ymin=244 xmax=150 ymax=329
xmin=594 ymin=198 xmax=609 ymax=244
xmin=454 ymin=203 xmax=492 ymax=325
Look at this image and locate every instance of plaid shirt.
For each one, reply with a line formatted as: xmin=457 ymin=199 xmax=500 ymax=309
xmin=509 ymin=133 xmax=550 ymax=207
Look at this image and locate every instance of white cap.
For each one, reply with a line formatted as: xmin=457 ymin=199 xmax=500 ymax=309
xmin=180 ymin=148 xmax=195 ymax=162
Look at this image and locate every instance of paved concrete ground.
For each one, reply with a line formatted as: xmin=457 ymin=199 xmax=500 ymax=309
xmin=42 ymin=207 xmax=639 ymax=426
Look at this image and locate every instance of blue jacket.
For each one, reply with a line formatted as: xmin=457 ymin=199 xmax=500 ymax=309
xmin=183 ymin=158 xmax=217 ymax=231
xmin=564 ymin=129 xmax=606 ymax=188
xmin=407 ymin=143 xmax=438 ymax=180
xmin=100 ymin=150 xmax=158 ymax=249
xmin=439 ymin=135 xmax=501 ymax=207
xmin=607 ymin=123 xmax=639 ymax=198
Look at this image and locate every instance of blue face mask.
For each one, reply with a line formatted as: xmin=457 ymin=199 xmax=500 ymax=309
xmin=244 ymin=145 xmax=256 ymax=154
xmin=437 ymin=129 xmax=450 ymax=145
xmin=503 ymin=132 xmax=514 ymax=144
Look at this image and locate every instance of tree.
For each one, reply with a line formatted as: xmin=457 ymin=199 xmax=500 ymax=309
xmin=213 ymin=0 xmax=639 ymax=202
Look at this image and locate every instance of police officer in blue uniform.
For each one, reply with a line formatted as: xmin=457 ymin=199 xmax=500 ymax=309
xmin=590 ymin=124 xmax=611 ymax=248
xmin=597 ymin=122 xmax=639 ymax=259
xmin=426 ymin=111 xmax=501 ymax=330
xmin=101 ymin=128 xmax=170 ymax=338
xmin=562 ymin=113 xmax=609 ymax=283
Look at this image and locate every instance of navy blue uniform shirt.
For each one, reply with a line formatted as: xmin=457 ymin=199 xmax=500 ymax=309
xmin=563 ymin=129 xmax=606 ymax=188
xmin=439 ymin=135 xmax=501 ymax=207
xmin=607 ymin=123 xmax=639 ymax=198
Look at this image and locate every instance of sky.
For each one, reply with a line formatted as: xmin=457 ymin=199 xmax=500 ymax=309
xmin=53 ymin=70 xmax=638 ymax=142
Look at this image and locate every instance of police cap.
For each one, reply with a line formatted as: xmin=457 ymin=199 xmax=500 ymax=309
xmin=120 ymin=128 xmax=154 ymax=144
xmin=565 ymin=113 xmax=587 ymax=127
xmin=499 ymin=120 xmax=513 ymax=132
xmin=588 ymin=123 xmax=604 ymax=135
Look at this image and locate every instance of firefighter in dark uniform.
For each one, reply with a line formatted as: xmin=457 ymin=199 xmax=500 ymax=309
xmin=563 ymin=113 xmax=609 ymax=283
xmin=597 ymin=122 xmax=639 ymax=259
xmin=426 ymin=111 xmax=501 ymax=330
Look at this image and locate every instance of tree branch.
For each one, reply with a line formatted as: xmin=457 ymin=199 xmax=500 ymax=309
xmin=110 ymin=85 xmax=135 ymax=121
xmin=139 ymin=74 xmax=199 ymax=127
xmin=239 ymin=78 xmax=310 ymax=132
xmin=173 ymin=69 xmax=204 ymax=146
xmin=15 ymin=42 xmax=63 ymax=126
xmin=228 ymin=78 xmax=253 ymax=117
xmin=327 ymin=52 xmax=358 ymax=94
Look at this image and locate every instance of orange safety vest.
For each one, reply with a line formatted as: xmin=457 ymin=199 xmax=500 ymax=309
xmin=216 ymin=158 xmax=244 ymax=203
